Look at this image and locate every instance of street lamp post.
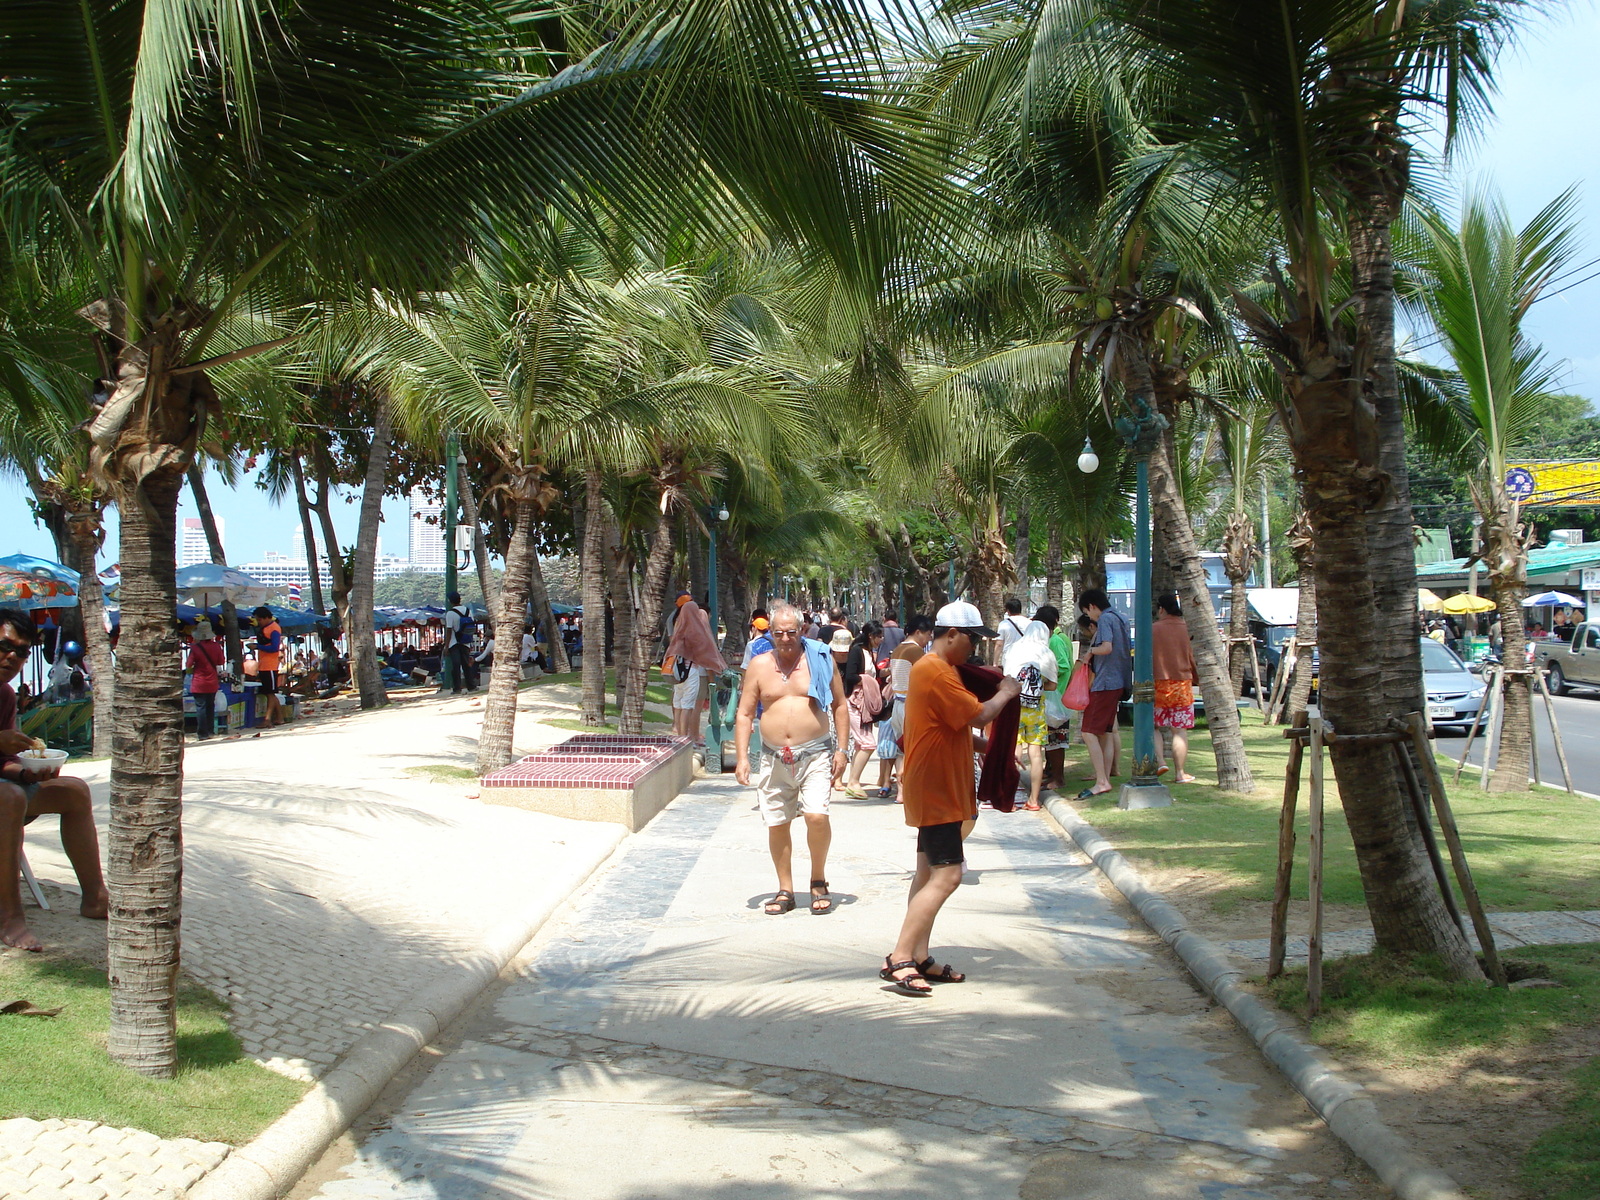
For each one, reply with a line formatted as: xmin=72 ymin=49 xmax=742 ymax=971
xmin=1078 ymin=402 xmax=1172 ymax=810
xmin=705 ymin=500 xmax=731 ymax=772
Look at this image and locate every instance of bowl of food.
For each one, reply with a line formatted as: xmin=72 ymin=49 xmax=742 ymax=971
xmin=17 ymin=745 xmax=68 ymax=771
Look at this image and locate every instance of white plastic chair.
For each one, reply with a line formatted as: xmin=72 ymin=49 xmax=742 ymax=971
xmin=19 ymin=849 xmax=49 ymax=910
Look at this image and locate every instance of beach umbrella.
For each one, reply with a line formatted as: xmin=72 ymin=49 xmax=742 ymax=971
xmin=1441 ymin=593 xmax=1496 ymax=614
xmin=1418 ymin=588 xmax=1445 ymax=612
xmin=0 ymin=554 xmax=80 ymax=587
xmin=0 ymin=565 xmax=78 ymax=610
xmin=1523 ymin=590 xmax=1583 ymax=607
xmin=175 ymin=563 xmax=268 ymax=609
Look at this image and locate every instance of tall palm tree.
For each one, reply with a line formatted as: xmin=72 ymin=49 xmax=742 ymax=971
xmin=0 ymin=0 xmax=950 ymax=1074
xmin=1400 ymin=188 xmax=1578 ymax=792
xmin=1093 ymin=0 xmax=1518 ymax=978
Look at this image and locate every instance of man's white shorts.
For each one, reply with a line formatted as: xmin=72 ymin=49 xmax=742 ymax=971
xmin=756 ymin=747 xmax=833 ymax=827
xmin=672 ymin=666 xmax=705 ymax=709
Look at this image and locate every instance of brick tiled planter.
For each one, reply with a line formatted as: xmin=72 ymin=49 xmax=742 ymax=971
xmin=480 ymin=735 xmax=698 ymax=831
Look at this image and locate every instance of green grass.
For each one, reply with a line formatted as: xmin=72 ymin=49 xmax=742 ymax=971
xmin=1073 ymin=714 xmax=1600 ymax=912
xmin=1524 ymin=1055 xmax=1600 ymax=1200
xmin=1265 ymin=946 xmax=1600 ymax=1200
xmin=401 ymin=764 xmax=478 ymax=783
xmin=0 ymin=956 xmax=306 ymax=1143
xmin=1267 ymin=945 xmax=1600 ymax=1062
xmin=544 ymin=711 xmax=671 ymax=735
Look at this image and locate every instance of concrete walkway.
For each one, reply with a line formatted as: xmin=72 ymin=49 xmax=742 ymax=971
xmin=304 ymin=779 xmax=1386 ymax=1200
xmin=4 ymin=683 xmax=627 ymax=1200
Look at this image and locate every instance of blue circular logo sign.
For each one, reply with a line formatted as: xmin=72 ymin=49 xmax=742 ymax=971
xmin=1505 ymin=467 xmax=1536 ymax=499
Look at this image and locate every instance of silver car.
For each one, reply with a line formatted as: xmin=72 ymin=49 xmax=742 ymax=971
xmin=1422 ymin=637 xmax=1487 ymax=732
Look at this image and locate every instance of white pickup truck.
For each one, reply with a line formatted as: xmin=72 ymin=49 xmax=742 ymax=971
xmin=1535 ymin=622 xmax=1600 ymax=695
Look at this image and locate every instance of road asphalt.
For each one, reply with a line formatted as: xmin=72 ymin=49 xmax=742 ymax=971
xmin=297 ymin=777 xmax=1385 ymax=1200
xmin=1444 ymin=684 xmax=1600 ymax=793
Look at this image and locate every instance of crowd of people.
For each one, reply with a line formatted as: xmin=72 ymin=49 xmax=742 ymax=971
xmin=725 ymin=589 xmax=1207 ymax=996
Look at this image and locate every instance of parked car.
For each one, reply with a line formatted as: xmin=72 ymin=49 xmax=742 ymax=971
xmin=1422 ymin=637 xmax=1487 ymax=732
xmin=1534 ymin=622 xmax=1600 ymax=695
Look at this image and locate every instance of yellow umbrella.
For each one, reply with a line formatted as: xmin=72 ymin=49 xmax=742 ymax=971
xmin=1418 ymin=588 xmax=1445 ymax=612
xmin=1441 ymin=592 xmax=1496 ymax=614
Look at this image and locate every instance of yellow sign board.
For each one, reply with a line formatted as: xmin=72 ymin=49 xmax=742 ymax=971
xmin=1506 ymin=462 xmax=1600 ymax=508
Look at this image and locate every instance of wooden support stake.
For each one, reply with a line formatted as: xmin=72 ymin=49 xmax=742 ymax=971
xmin=1307 ymin=717 xmax=1326 ymax=1017
xmin=1250 ymin=639 xmax=1268 ymax=712
xmin=1480 ymin=666 xmax=1505 ymax=791
xmin=1390 ymin=738 xmax=1464 ymax=935
xmin=1455 ymin=664 xmax=1497 ymax=783
xmin=1534 ymin=668 xmax=1576 ymax=795
xmin=1265 ymin=637 xmax=1291 ymax=723
xmin=1406 ymin=713 xmax=1507 ymax=988
xmin=1268 ymin=728 xmax=1306 ymax=980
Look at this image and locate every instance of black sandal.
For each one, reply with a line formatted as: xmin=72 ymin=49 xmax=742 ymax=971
xmin=879 ymin=956 xmax=932 ymax=996
xmin=764 ymin=890 xmax=796 ymax=915
xmin=809 ymin=879 xmax=835 ymax=915
xmin=917 ymin=958 xmax=967 ymax=984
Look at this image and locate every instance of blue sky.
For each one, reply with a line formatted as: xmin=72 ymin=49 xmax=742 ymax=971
xmin=2 ymin=4 xmax=1596 ymax=570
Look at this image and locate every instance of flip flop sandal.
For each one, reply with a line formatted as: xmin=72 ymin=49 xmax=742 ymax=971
xmin=917 ymin=958 xmax=967 ymax=984
xmin=879 ymin=956 xmax=932 ymax=996
xmin=809 ymin=880 xmax=835 ymax=915
xmin=764 ymin=890 xmax=796 ymax=915
xmin=842 ymin=786 xmax=867 ymax=799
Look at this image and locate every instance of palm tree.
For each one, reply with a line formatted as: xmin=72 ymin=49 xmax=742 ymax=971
xmin=1089 ymin=0 xmax=1524 ymax=978
xmin=0 ymin=0 xmax=949 ymax=1074
xmin=1400 ymin=188 xmax=1578 ymax=792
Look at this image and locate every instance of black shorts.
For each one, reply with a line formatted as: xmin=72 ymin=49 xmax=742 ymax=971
xmin=257 ymin=670 xmax=278 ymax=692
xmin=916 ymin=821 xmax=965 ymax=866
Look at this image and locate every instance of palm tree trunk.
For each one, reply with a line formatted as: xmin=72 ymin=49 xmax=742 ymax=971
xmin=477 ymin=488 xmax=538 ymax=772
xmin=603 ymin=515 xmax=637 ymax=703
xmin=458 ymin=474 xmax=498 ymax=613
xmin=106 ymin=466 xmax=186 ymax=1076
xmin=1146 ymin=407 xmax=1255 ymax=792
xmin=686 ymin=512 xmax=707 ymax=605
xmin=1287 ymin=517 xmax=1318 ymax=728
xmin=186 ymin=464 xmax=244 ymax=672
xmin=1013 ymin=502 xmax=1031 ymax=607
xmin=1077 ymin=533 xmax=1107 ymax=594
xmin=1290 ymin=396 xmax=1483 ymax=980
xmin=290 ymin=455 xmax=327 ymax=616
xmin=310 ymin=454 xmax=350 ymax=633
xmin=527 ymin=552 xmax=568 ymax=675
xmin=719 ymin=537 xmax=751 ymax=659
xmin=622 ymin=505 xmax=677 ymax=735
xmin=1486 ymin=516 xmax=1532 ymax=790
xmin=348 ymin=402 xmax=392 ymax=710
xmin=580 ymin=468 xmax=607 ymax=725
xmin=1045 ymin=522 xmax=1065 ymax=612
xmin=1228 ymin=570 xmax=1250 ymax=696
xmin=61 ymin=504 xmax=115 ymax=757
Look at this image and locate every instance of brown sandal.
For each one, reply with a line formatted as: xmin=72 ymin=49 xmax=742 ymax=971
xmin=809 ymin=879 xmax=835 ymax=915
xmin=917 ymin=958 xmax=966 ymax=983
xmin=764 ymin=890 xmax=795 ymax=915
xmin=879 ymin=956 xmax=932 ymax=996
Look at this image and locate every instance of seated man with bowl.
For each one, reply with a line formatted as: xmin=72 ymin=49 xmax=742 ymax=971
xmin=0 ymin=608 xmax=107 ymax=950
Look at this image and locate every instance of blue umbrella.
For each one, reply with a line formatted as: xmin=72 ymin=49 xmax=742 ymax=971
xmin=175 ymin=563 xmax=268 ymax=608
xmin=0 ymin=553 xmax=80 ymax=587
xmin=1524 ymin=590 xmax=1584 ymax=607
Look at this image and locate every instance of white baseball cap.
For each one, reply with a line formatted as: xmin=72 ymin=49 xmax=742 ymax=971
xmin=934 ymin=601 xmax=999 ymax=638
xmin=828 ymin=628 xmax=854 ymax=652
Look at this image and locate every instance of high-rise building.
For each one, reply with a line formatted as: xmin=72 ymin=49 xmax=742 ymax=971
xmin=180 ymin=516 xmax=224 ymax=567
xmin=408 ymin=487 xmax=446 ymax=574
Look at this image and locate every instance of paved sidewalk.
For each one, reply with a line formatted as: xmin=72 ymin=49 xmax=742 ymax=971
xmin=305 ymin=778 xmax=1388 ymax=1200
xmin=8 ymin=684 xmax=626 ymax=1200
xmin=1223 ymin=910 xmax=1600 ymax=966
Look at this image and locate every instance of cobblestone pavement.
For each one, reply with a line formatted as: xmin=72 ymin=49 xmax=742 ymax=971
xmin=304 ymin=777 xmax=1391 ymax=1200
xmin=0 ymin=1117 xmax=228 ymax=1200
xmin=10 ymin=686 xmax=625 ymax=1200
xmin=1222 ymin=910 xmax=1600 ymax=964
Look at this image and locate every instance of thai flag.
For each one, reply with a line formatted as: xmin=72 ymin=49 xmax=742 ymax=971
xmin=100 ymin=564 xmax=120 ymax=582
xmin=288 ymin=582 xmax=303 ymax=605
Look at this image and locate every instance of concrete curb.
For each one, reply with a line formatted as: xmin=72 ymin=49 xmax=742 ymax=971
xmin=1043 ymin=796 xmax=1469 ymax=1200
xmin=186 ymin=826 xmax=630 ymax=1200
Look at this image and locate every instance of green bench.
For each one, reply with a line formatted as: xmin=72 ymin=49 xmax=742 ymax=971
xmin=20 ymin=698 xmax=94 ymax=755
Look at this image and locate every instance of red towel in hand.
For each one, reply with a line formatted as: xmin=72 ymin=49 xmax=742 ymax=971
xmin=956 ymin=662 xmax=1021 ymax=812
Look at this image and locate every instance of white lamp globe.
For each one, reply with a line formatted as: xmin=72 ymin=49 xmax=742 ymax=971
xmin=717 ymin=506 xmax=730 ymax=522
xmin=1077 ymin=444 xmax=1100 ymax=474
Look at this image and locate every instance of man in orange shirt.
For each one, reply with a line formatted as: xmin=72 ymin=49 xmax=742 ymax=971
xmin=880 ymin=601 xmax=1018 ymax=997
xmin=252 ymin=606 xmax=284 ymax=728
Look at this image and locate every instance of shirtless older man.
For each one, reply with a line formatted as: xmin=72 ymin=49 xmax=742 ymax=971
xmin=735 ymin=602 xmax=850 ymax=915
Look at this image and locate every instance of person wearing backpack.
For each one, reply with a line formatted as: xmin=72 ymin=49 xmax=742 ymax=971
xmin=444 ymin=592 xmax=478 ymax=693
xmin=186 ymin=619 xmax=227 ymax=740
xmin=1002 ymin=619 xmax=1059 ymax=811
